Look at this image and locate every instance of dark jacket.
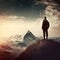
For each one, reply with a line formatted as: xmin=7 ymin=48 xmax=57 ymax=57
xmin=42 ymin=20 xmax=50 ymax=30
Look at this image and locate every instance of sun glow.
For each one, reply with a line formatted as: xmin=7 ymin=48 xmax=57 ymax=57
xmin=0 ymin=12 xmax=60 ymax=43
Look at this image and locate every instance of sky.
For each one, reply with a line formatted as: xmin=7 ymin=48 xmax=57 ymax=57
xmin=0 ymin=0 xmax=60 ymax=41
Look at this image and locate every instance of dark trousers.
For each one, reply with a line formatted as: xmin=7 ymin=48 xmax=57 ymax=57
xmin=43 ymin=30 xmax=48 ymax=39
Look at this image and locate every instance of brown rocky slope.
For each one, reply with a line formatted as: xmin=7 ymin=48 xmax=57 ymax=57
xmin=16 ymin=39 xmax=60 ymax=60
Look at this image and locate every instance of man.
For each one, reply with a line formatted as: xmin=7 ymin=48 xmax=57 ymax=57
xmin=42 ymin=17 xmax=50 ymax=39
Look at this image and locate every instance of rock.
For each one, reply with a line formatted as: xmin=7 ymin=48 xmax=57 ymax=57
xmin=16 ymin=39 xmax=60 ymax=60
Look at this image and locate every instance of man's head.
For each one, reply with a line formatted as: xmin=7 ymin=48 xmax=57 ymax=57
xmin=44 ymin=16 xmax=47 ymax=20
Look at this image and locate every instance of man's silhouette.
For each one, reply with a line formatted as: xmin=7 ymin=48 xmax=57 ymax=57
xmin=42 ymin=17 xmax=50 ymax=39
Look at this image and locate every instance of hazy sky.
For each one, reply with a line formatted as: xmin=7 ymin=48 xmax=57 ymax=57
xmin=0 ymin=0 xmax=60 ymax=41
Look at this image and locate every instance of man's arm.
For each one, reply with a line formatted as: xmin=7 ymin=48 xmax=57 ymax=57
xmin=42 ymin=21 xmax=44 ymax=29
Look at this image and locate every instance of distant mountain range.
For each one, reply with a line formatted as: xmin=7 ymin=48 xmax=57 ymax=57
xmin=17 ymin=31 xmax=39 ymax=47
xmin=5 ymin=31 xmax=39 ymax=59
xmin=8 ymin=35 xmax=22 ymax=41
xmin=8 ymin=31 xmax=60 ymax=47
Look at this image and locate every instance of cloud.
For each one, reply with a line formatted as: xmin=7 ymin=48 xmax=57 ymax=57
xmin=0 ymin=0 xmax=60 ymax=20
xmin=38 ymin=0 xmax=60 ymax=20
xmin=0 ymin=0 xmax=47 ymax=19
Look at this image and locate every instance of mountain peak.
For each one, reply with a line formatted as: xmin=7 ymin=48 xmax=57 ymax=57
xmin=25 ymin=30 xmax=34 ymax=36
xmin=23 ymin=30 xmax=36 ymax=40
xmin=27 ymin=30 xmax=31 ymax=34
xmin=23 ymin=31 xmax=38 ymax=46
xmin=16 ymin=39 xmax=60 ymax=60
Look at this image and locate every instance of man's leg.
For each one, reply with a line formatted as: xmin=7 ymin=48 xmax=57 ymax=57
xmin=43 ymin=30 xmax=45 ymax=39
xmin=46 ymin=30 xmax=48 ymax=39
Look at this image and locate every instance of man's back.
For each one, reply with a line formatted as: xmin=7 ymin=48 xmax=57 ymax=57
xmin=42 ymin=19 xmax=49 ymax=30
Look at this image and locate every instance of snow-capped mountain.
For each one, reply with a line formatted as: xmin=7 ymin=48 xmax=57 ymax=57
xmin=8 ymin=31 xmax=39 ymax=47
xmin=23 ymin=31 xmax=38 ymax=46
xmin=23 ymin=31 xmax=37 ymax=41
